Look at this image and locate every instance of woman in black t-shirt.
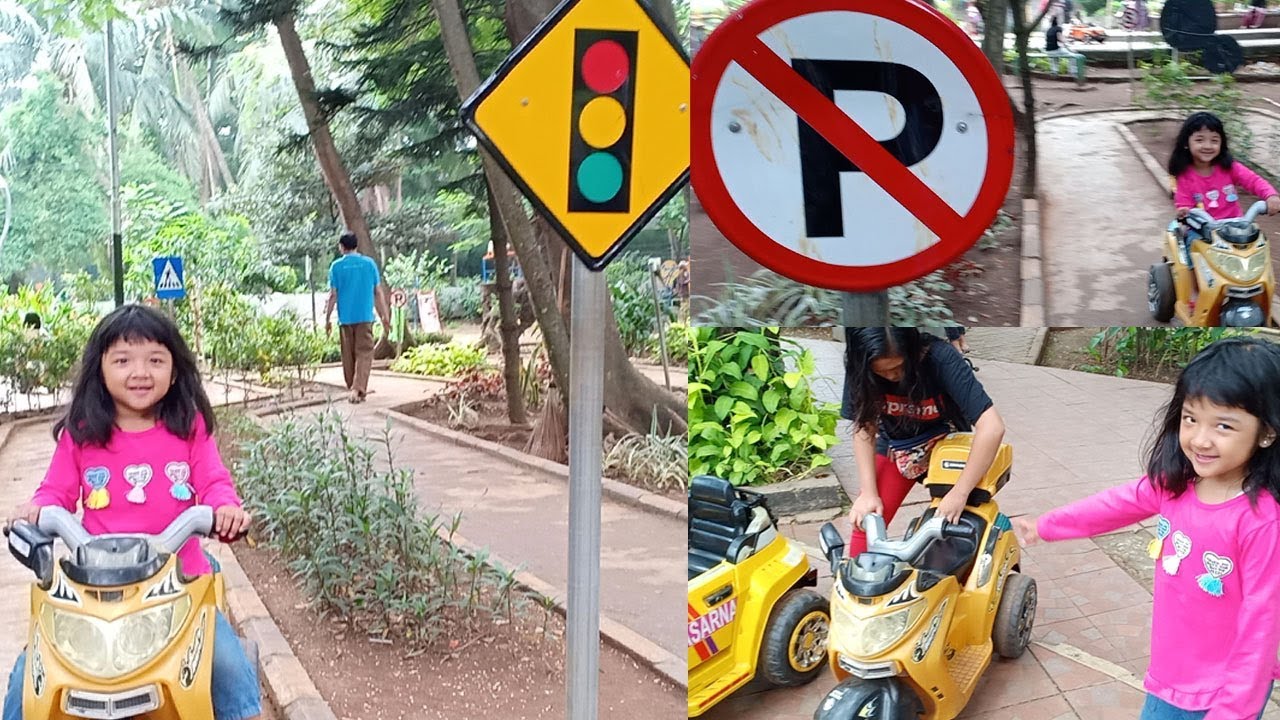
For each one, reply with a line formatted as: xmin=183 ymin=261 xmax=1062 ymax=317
xmin=841 ymin=328 xmax=1006 ymax=556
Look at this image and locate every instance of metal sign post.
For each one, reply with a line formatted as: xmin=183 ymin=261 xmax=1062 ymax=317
xmin=106 ymin=19 xmax=123 ymax=308
xmin=647 ymin=257 xmax=672 ymax=390
xmin=567 ymin=258 xmax=605 ymax=720
xmin=842 ymin=291 xmax=891 ymax=326
xmin=459 ymin=0 xmax=689 ymax=717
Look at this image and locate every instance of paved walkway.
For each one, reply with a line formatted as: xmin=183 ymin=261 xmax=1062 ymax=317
xmin=707 ymin=335 xmax=1280 ymax=720
xmin=305 ymin=367 xmax=686 ymax=658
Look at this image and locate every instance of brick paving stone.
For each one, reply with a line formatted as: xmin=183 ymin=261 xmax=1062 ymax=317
xmin=1062 ymin=680 xmax=1148 ymax=718
xmin=964 ymin=694 xmax=1080 ymax=720
xmin=1030 ymin=644 xmax=1113 ymax=694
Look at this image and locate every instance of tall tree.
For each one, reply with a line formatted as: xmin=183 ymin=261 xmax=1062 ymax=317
xmin=1009 ymin=0 xmax=1055 ymax=198
xmin=218 ymin=0 xmax=380 ymax=263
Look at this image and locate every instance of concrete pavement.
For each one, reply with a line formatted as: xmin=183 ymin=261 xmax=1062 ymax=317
xmin=704 ymin=333 xmax=1280 ymax=719
xmin=304 ymin=366 xmax=687 ymax=661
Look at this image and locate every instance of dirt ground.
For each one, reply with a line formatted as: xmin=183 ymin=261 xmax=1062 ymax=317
xmin=235 ymin=544 xmax=682 ymax=720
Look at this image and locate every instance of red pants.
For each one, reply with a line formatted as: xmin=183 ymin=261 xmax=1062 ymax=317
xmin=847 ymin=454 xmax=919 ymax=557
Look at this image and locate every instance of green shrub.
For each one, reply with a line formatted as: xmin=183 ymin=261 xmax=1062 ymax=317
xmin=656 ymin=322 xmax=690 ymax=364
xmin=1083 ymin=327 xmax=1244 ymax=377
xmin=436 ymin=284 xmax=483 ymax=321
xmin=687 ymin=327 xmax=839 ymax=486
xmin=391 ymin=341 xmax=488 ymax=377
xmin=0 ymin=286 xmax=99 ymax=404
xmin=608 ymin=256 xmax=673 ymax=357
xmin=233 ymin=410 xmax=521 ymax=646
xmin=604 ymin=428 xmax=687 ymax=493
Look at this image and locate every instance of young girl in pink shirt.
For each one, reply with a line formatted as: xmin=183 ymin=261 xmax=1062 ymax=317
xmin=1170 ymin=112 xmax=1280 ymax=221
xmin=1015 ymin=338 xmax=1280 ymax=719
xmin=2 ymin=304 xmax=261 ymax=720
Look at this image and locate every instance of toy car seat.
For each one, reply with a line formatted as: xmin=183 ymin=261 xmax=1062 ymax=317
xmin=688 ymin=475 xmax=778 ymax=578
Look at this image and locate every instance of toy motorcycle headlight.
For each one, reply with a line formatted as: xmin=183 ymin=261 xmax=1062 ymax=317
xmin=1206 ymin=248 xmax=1266 ymax=283
xmin=833 ymin=602 xmax=925 ymax=657
xmin=43 ymin=596 xmax=191 ymax=679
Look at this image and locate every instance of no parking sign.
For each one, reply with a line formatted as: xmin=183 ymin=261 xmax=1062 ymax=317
xmin=691 ymin=0 xmax=1015 ymax=291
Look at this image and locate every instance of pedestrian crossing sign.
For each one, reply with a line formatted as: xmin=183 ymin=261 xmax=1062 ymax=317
xmin=153 ymin=256 xmax=185 ymax=300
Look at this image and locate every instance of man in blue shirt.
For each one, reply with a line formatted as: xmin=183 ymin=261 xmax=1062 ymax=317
xmin=324 ymin=232 xmax=391 ymax=403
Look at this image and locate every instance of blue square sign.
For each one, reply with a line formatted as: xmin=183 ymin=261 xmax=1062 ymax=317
xmin=153 ymin=256 xmax=185 ymax=300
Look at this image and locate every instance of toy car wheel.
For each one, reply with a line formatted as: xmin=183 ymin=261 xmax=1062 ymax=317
xmin=759 ymin=588 xmax=829 ymax=687
xmin=1148 ymin=263 xmax=1176 ymax=322
xmin=993 ymin=573 xmax=1037 ymax=659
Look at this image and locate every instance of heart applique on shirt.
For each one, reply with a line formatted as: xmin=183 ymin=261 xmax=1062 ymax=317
xmin=1163 ymin=531 xmax=1192 ymax=575
xmin=1197 ymin=551 xmax=1234 ymax=597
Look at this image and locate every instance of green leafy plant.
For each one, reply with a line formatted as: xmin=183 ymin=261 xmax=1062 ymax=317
xmin=656 ymin=322 xmax=690 ymax=364
xmin=233 ymin=410 xmax=519 ymax=647
xmin=0 ymin=285 xmax=99 ymax=411
xmin=694 ymin=269 xmax=953 ymax=326
xmin=608 ymin=255 xmax=673 ymax=357
xmin=436 ymin=284 xmax=483 ymax=321
xmin=390 ymin=341 xmax=488 ymax=377
xmin=1084 ymin=327 xmax=1244 ymax=378
xmin=604 ymin=420 xmax=688 ymax=494
xmin=687 ymin=327 xmax=839 ymax=486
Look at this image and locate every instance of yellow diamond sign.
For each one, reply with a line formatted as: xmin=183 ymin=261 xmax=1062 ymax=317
xmin=461 ymin=0 xmax=690 ymax=270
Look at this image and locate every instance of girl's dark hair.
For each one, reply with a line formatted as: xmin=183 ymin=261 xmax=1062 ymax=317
xmin=1167 ymin=111 xmax=1234 ymax=177
xmin=55 ymin=304 xmax=215 ymax=447
xmin=1146 ymin=337 xmax=1280 ymax=504
xmin=843 ymin=327 xmax=936 ymax=430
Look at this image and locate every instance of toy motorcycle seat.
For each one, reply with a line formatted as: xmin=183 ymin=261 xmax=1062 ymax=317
xmin=688 ymin=475 xmax=776 ymax=578
xmin=914 ymin=510 xmax=987 ymax=584
xmin=1216 ymin=222 xmax=1260 ymax=246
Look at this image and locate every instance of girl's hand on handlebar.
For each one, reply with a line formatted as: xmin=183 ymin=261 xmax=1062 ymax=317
xmin=5 ymin=502 xmax=41 ymax=532
xmin=1176 ymin=207 xmax=1190 ymax=219
xmin=214 ymin=505 xmax=252 ymax=541
xmin=1266 ymin=195 xmax=1280 ymax=216
xmin=850 ymin=493 xmax=883 ymax=529
xmin=1012 ymin=516 xmax=1041 ymax=547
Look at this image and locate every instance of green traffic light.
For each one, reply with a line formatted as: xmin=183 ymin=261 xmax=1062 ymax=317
xmin=576 ymin=152 xmax=624 ymax=203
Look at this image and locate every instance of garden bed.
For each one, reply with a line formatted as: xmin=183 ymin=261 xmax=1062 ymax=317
xmin=233 ymin=543 xmax=681 ymax=720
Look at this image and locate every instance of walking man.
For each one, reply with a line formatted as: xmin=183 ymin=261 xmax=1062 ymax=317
xmin=325 ymin=232 xmax=391 ymax=403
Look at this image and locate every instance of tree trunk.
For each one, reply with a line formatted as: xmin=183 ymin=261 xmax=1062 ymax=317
xmin=980 ymin=0 xmax=1009 ymax=71
xmin=274 ymin=12 xmax=380 ymax=264
xmin=500 ymin=0 xmax=687 ymax=436
xmin=432 ymin=0 xmax=572 ymax=401
xmin=1011 ymin=1 xmax=1056 ymax=199
xmin=489 ymin=180 xmax=527 ymax=424
xmin=167 ymin=25 xmax=235 ymax=198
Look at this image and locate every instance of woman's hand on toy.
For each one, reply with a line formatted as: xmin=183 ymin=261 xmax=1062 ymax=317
xmin=1267 ymin=195 xmax=1280 ymax=216
xmin=214 ymin=505 xmax=252 ymax=540
xmin=937 ymin=489 xmax=967 ymax=523
xmin=1012 ymin=516 xmax=1041 ymax=547
xmin=5 ymin=502 xmax=41 ymax=531
xmin=850 ymin=493 xmax=883 ymax=529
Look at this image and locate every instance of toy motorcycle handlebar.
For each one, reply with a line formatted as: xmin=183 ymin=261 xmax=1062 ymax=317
xmin=1186 ymin=200 xmax=1268 ymax=229
xmin=28 ymin=505 xmax=218 ymax=555
xmin=861 ymin=513 xmax=976 ymax=564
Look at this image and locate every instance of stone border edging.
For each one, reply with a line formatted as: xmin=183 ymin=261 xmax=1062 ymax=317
xmin=0 ymin=415 xmax=55 ymax=455
xmin=380 ymin=408 xmax=687 ymax=521
xmin=1115 ymin=121 xmax=1177 ymax=196
xmin=1029 ymin=327 xmax=1051 ymax=365
xmin=445 ymin=527 xmax=687 ymax=690
xmin=1021 ymin=197 xmax=1046 ymax=326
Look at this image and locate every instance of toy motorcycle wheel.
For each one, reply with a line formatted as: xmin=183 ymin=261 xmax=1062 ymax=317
xmin=1148 ymin=263 xmax=1175 ymax=322
xmin=814 ymin=677 xmax=925 ymax=720
xmin=993 ymin=573 xmax=1037 ymax=659
xmin=759 ymin=588 xmax=829 ymax=686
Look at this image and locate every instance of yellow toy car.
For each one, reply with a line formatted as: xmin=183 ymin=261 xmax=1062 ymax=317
xmin=814 ymin=434 xmax=1037 ymax=720
xmin=688 ymin=475 xmax=829 ymax=717
xmin=1149 ymin=200 xmax=1275 ymax=327
xmin=5 ymin=506 xmax=254 ymax=720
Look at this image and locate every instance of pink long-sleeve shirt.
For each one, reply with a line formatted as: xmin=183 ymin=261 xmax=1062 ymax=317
xmin=1037 ymin=477 xmax=1280 ymax=718
xmin=1175 ymin=162 xmax=1279 ymax=221
xmin=32 ymin=414 xmax=242 ymax=577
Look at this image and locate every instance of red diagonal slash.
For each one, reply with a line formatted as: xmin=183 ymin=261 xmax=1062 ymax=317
xmin=735 ymin=36 xmax=966 ymax=239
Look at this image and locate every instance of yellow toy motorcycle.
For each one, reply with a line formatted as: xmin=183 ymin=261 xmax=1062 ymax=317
xmin=5 ymin=506 xmax=253 ymax=719
xmin=814 ymin=435 xmax=1036 ymax=720
xmin=688 ymin=475 xmax=829 ymax=717
xmin=1148 ymin=199 xmax=1275 ymax=327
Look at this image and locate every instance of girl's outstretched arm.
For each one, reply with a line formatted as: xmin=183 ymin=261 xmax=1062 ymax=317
xmin=1204 ymin=522 xmax=1280 ymax=719
xmin=30 ymin=430 xmax=82 ymax=513
xmin=1036 ymin=476 xmax=1162 ymax=542
xmin=1230 ymin=162 xmax=1279 ymax=209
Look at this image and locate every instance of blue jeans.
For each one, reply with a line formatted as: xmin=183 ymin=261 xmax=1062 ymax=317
xmin=1 ymin=610 xmax=260 ymax=720
xmin=1140 ymin=683 xmax=1275 ymax=720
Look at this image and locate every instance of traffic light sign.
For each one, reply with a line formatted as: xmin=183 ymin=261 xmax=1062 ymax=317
xmin=569 ymin=30 xmax=637 ymax=213
xmin=460 ymin=0 xmax=689 ymax=270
